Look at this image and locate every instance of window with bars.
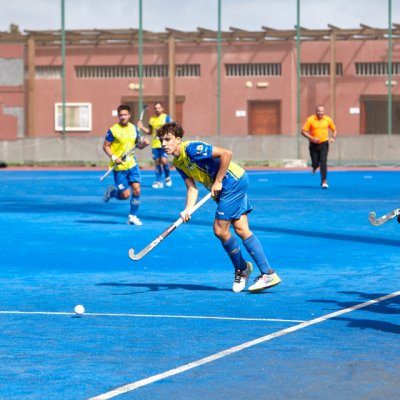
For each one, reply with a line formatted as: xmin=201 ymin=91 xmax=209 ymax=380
xmin=225 ymin=63 xmax=281 ymax=77
xmin=355 ymin=62 xmax=400 ymax=76
xmin=35 ymin=66 xmax=62 ymax=79
xmin=175 ymin=64 xmax=200 ymax=77
xmin=75 ymin=64 xmax=200 ymax=78
xmin=300 ymin=63 xmax=343 ymax=77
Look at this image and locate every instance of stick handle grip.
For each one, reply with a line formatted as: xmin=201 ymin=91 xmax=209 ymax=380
xmin=99 ymin=146 xmax=136 ymax=181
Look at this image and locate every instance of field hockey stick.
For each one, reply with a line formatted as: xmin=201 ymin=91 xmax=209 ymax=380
xmin=139 ymin=104 xmax=148 ymax=122
xmin=368 ymin=208 xmax=400 ymax=226
xmin=128 ymin=192 xmax=212 ymax=261
xmin=99 ymin=146 xmax=136 ymax=181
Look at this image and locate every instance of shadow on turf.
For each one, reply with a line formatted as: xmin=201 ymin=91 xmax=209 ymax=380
xmin=309 ymin=290 xmax=400 ymax=334
xmin=5 ymin=198 xmax=400 ymax=247
xmin=96 ymin=282 xmax=230 ymax=293
xmin=333 ymin=317 xmax=400 ymax=335
xmin=254 ymin=225 xmax=400 ymax=248
xmin=75 ymin=219 xmax=121 ymax=224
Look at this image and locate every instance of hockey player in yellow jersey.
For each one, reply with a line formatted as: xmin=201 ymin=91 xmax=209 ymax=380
xmin=137 ymin=102 xmax=173 ymax=189
xmin=103 ymin=104 xmax=149 ymax=225
xmin=157 ymin=122 xmax=282 ymax=293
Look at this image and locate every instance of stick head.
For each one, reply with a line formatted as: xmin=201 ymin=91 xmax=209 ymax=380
xmin=368 ymin=212 xmax=378 ymax=226
xmin=128 ymin=248 xmax=141 ymax=261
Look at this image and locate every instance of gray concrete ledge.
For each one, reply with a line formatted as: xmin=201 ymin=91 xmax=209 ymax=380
xmin=1 ymin=135 xmax=400 ymax=166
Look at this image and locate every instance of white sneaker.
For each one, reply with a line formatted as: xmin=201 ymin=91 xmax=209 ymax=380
xmin=103 ymin=185 xmax=115 ymax=202
xmin=248 ymin=272 xmax=281 ymax=293
xmin=152 ymin=182 xmax=164 ymax=189
xmin=232 ymin=262 xmax=253 ymax=293
xmin=165 ymin=177 xmax=172 ymax=187
xmin=127 ymin=215 xmax=143 ymax=226
xmin=321 ymin=182 xmax=329 ymax=189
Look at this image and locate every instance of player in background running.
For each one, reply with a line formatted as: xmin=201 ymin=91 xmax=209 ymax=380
xmin=137 ymin=101 xmax=173 ymax=189
xmin=157 ymin=121 xmax=281 ymax=293
xmin=102 ymin=104 xmax=149 ymax=226
xmin=301 ymin=105 xmax=337 ymax=189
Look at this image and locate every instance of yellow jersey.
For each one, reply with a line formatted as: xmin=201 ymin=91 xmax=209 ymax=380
xmin=149 ymin=113 xmax=172 ymax=148
xmin=106 ymin=122 xmax=140 ymax=171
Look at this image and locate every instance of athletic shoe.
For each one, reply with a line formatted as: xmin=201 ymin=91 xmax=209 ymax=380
xmin=103 ymin=185 xmax=115 ymax=202
xmin=248 ymin=272 xmax=281 ymax=293
xmin=152 ymin=181 xmax=164 ymax=189
xmin=232 ymin=262 xmax=253 ymax=293
xmin=165 ymin=177 xmax=173 ymax=187
xmin=127 ymin=215 xmax=143 ymax=226
xmin=321 ymin=182 xmax=329 ymax=189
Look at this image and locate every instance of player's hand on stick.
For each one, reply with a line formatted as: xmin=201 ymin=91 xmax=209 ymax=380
xmin=111 ymin=154 xmax=123 ymax=164
xmin=211 ymin=181 xmax=222 ymax=199
xmin=137 ymin=137 xmax=150 ymax=149
xmin=180 ymin=209 xmax=192 ymax=223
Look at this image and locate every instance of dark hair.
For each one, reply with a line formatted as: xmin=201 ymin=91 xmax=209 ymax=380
xmin=117 ymin=104 xmax=131 ymax=114
xmin=157 ymin=122 xmax=185 ymax=139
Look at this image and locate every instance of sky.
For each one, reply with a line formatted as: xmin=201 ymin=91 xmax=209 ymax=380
xmin=0 ymin=0 xmax=399 ymax=33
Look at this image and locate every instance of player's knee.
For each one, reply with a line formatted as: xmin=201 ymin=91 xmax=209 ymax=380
xmin=131 ymin=188 xmax=140 ymax=197
xmin=234 ymin=227 xmax=251 ymax=240
xmin=119 ymin=190 xmax=130 ymax=200
xmin=213 ymin=227 xmax=229 ymax=242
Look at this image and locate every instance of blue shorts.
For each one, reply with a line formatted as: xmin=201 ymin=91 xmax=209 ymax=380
xmin=113 ymin=165 xmax=141 ymax=191
xmin=215 ymin=174 xmax=252 ymax=221
xmin=152 ymin=148 xmax=168 ymax=160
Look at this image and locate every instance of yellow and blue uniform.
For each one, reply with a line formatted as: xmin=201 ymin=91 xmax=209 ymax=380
xmin=105 ymin=122 xmax=142 ymax=190
xmin=174 ymin=141 xmax=252 ymax=220
xmin=149 ymin=113 xmax=172 ymax=149
xmin=106 ymin=122 xmax=141 ymax=171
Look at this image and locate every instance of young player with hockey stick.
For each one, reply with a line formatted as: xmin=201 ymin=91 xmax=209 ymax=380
xmin=137 ymin=102 xmax=173 ymax=189
xmin=157 ymin=122 xmax=281 ymax=293
xmin=102 ymin=104 xmax=149 ymax=225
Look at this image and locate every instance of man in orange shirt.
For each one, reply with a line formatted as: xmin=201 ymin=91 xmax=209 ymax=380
xmin=301 ymin=105 xmax=337 ymax=189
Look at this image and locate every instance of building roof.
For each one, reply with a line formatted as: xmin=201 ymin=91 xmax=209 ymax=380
xmin=0 ymin=25 xmax=399 ymax=46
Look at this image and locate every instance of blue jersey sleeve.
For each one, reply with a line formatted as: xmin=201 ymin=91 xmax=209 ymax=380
xmin=105 ymin=129 xmax=114 ymax=142
xmin=185 ymin=142 xmax=213 ymax=161
xmin=166 ymin=115 xmax=172 ymax=123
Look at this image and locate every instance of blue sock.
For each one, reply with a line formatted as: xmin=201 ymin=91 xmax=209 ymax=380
xmin=163 ymin=163 xmax=170 ymax=179
xmin=222 ymin=236 xmax=246 ymax=270
xmin=243 ymin=234 xmax=273 ymax=274
xmin=129 ymin=195 xmax=140 ymax=215
xmin=155 ymin=165 xmax=162 ymax=182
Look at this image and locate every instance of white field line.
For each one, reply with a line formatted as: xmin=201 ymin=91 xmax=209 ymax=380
xmin=89 ymin=290 xmax=400 ymax=400
xmin=250 ymin=197 xmax=398 ymax=203
xmin=0 ymin=310 xmax=303 ymax=323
